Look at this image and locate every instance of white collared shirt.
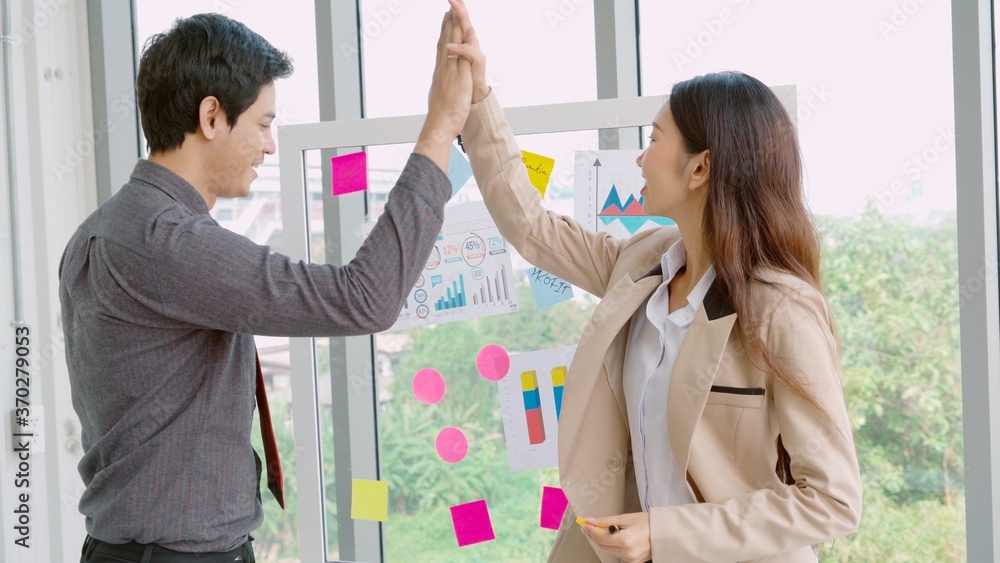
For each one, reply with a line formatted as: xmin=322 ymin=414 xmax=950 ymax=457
xmin=623 ymin=239 xmax=716 ymax=511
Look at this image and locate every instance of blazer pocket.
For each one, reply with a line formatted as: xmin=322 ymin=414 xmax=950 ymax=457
xmin=706 ymin=386 xmax=766 ymax=408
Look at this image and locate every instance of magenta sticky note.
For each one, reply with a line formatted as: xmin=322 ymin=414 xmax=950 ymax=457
xmin=412 ymin=368 xmax=446 ymax=404
xmin=475 ymin=344 xmax=510 ymax=382
xmin=331 ymin=151 xmax=368 ymax=196
xmin=450 ymin=499 xmax=496 ymax=547
xmin=435 ymin=426 xmax=469 ymax=464
xmin=539 ymin=486 xmax=568 ymax=530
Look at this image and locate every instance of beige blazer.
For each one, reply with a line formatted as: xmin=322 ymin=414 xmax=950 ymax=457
xmin=462 ymin=92 xmax=862 ymax=563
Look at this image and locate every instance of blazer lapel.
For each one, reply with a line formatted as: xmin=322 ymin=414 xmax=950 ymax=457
xmin=603 ymin=271 xmax=663 ymax=421
xmin=558 ymin=270 xmax=661 ymax=523
xmin=667 ymin=281 xmax=737 ymax=477
xmin=559 ymin=269 xmax=659 ymax=451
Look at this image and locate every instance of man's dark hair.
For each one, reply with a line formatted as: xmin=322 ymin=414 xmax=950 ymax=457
xmin=137 ymin=13 xmax=293 ymax=153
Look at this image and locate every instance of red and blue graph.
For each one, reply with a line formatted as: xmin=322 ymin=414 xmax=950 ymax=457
xmin=520 ymin=371 xmax=546 ymax=445
xmin=598 ymin=185 xmax=673 ymax=235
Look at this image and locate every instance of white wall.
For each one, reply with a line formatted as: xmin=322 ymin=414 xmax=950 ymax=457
xmin=1 ymin=1 xmax=96 ymax=561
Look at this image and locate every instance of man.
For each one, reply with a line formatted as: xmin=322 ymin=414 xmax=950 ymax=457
xmin=60 ymin=12 xmax=471 ymax=562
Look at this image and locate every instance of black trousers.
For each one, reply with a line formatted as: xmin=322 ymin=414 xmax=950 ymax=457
xmin=80 ymin=535 xmax=255 ymax=563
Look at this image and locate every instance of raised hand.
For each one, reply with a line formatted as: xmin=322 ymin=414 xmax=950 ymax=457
xmin=414 ymin=9 xmax=473 ymax=172
xmin=446 ymin=0 xmax=490 ymax=104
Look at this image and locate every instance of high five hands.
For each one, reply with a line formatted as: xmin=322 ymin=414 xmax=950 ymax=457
xmin=422 ymin=3 xmax=652 ymax=562
xmin=445 ymin=0 xmax=490 ymax=105
xmin=414 ymin=0 xmax=491 ymax=173
xmin=414 ymin=3 xmax=473 ymax=172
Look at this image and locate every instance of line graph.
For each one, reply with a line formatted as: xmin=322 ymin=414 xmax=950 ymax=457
xmin=574 ymin=150 xmax=674 ymax=238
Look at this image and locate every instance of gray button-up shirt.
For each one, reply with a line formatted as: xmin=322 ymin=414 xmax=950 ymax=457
xmin=59 ymin=154 xmax=449 ymax=552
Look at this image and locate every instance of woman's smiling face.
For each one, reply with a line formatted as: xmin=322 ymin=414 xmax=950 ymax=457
xmin=636 ymin=103 xmax=709 ymax=220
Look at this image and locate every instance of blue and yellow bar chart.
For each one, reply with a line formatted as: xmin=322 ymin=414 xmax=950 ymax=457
xmin=498 ymin=346 xmax=577 ymax=471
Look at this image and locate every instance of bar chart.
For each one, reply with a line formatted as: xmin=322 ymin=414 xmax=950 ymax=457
xmin=380 ymin=202 xmax=519 ymax=331
xmin=497 ymin=346 xmax=577 ymax=472
xmin=435 ymin=275 xmax=468 ymax=311
xmin=471 ymin=264 xmax=511 ymax=306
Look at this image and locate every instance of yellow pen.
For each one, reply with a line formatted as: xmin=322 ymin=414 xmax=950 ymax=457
xmin=576 ymin=516 xmax=621 ymax=534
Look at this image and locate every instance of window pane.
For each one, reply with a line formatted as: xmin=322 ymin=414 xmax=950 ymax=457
xmin=367 ymin=132 xmax=600 ymax=561
xmin=134 ymin=3 xmax=320 ymax=561
xmin=639 ymin=0 xmax=963 ymax=558
xmin=360 ymin=0 xmax=597 ymax=118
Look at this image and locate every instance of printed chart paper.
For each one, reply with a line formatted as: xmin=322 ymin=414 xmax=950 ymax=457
xmin=574 ymin=150 xmax=674 ymax=238
xmin=374 ymin=202 xmax=519 ymax=332
xmin=498 ymin=346 xmax=576 ymax=471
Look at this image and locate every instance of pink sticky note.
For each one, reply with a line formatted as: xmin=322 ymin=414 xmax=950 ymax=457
xmin=331 ymin=151 xmax=368 ymax=196
xmin=476 ymin=344 xmax=510 ymax=382
xmin=450 ymin=499 xmax=496 ymax=547
xmin=539 ymin=486 xmax=569 ymax=530
xmin=435 ymin=427 xmax=469 ymax=464
xmin=412 ymin=368 xmax=446 ymax=404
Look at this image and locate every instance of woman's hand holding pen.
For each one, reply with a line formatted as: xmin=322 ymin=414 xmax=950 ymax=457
xmin=446 ymin=0 xmax=491 ymax=105
xmin=414 ymin=7 xmax=473 ymax=172
xmin=579 ymin=512 xmax=653 ymax=563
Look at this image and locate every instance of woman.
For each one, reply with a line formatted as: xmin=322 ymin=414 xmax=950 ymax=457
xmin=445 ymin=1 xmax=861 ymax=562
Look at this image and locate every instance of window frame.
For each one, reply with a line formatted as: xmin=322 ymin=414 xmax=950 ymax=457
xmin=276 ymin=88 xmax=793 ymax=562
xmin=954 ymin=0 xmax=1000 ymax=559
xmin=99 ymin=0 xmax=1000 ymax=560
xmin=87 ymin=0 xmax=142 ymax=204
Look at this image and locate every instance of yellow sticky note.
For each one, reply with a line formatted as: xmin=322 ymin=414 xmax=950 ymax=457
xmin=521 ymin=151 xmax=555 ymax=197
xmin=351 ymin=478 xmax=388 ymax=522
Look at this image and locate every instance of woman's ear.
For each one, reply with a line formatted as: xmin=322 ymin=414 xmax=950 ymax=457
xmin=689 ymin=149 xmax=711 ymax=191
xmin=198 ymin=96 xmax=227 ymax=141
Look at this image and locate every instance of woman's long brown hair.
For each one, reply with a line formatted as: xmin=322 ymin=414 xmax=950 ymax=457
xmin=669 ymin=72 xmax=831 ymax=419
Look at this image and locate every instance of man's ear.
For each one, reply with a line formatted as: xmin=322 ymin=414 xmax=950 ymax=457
xmin=689 ymin=149 xmax=710 ymax=191
xmin=198 ymin=96 xmax=229 ymax=141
